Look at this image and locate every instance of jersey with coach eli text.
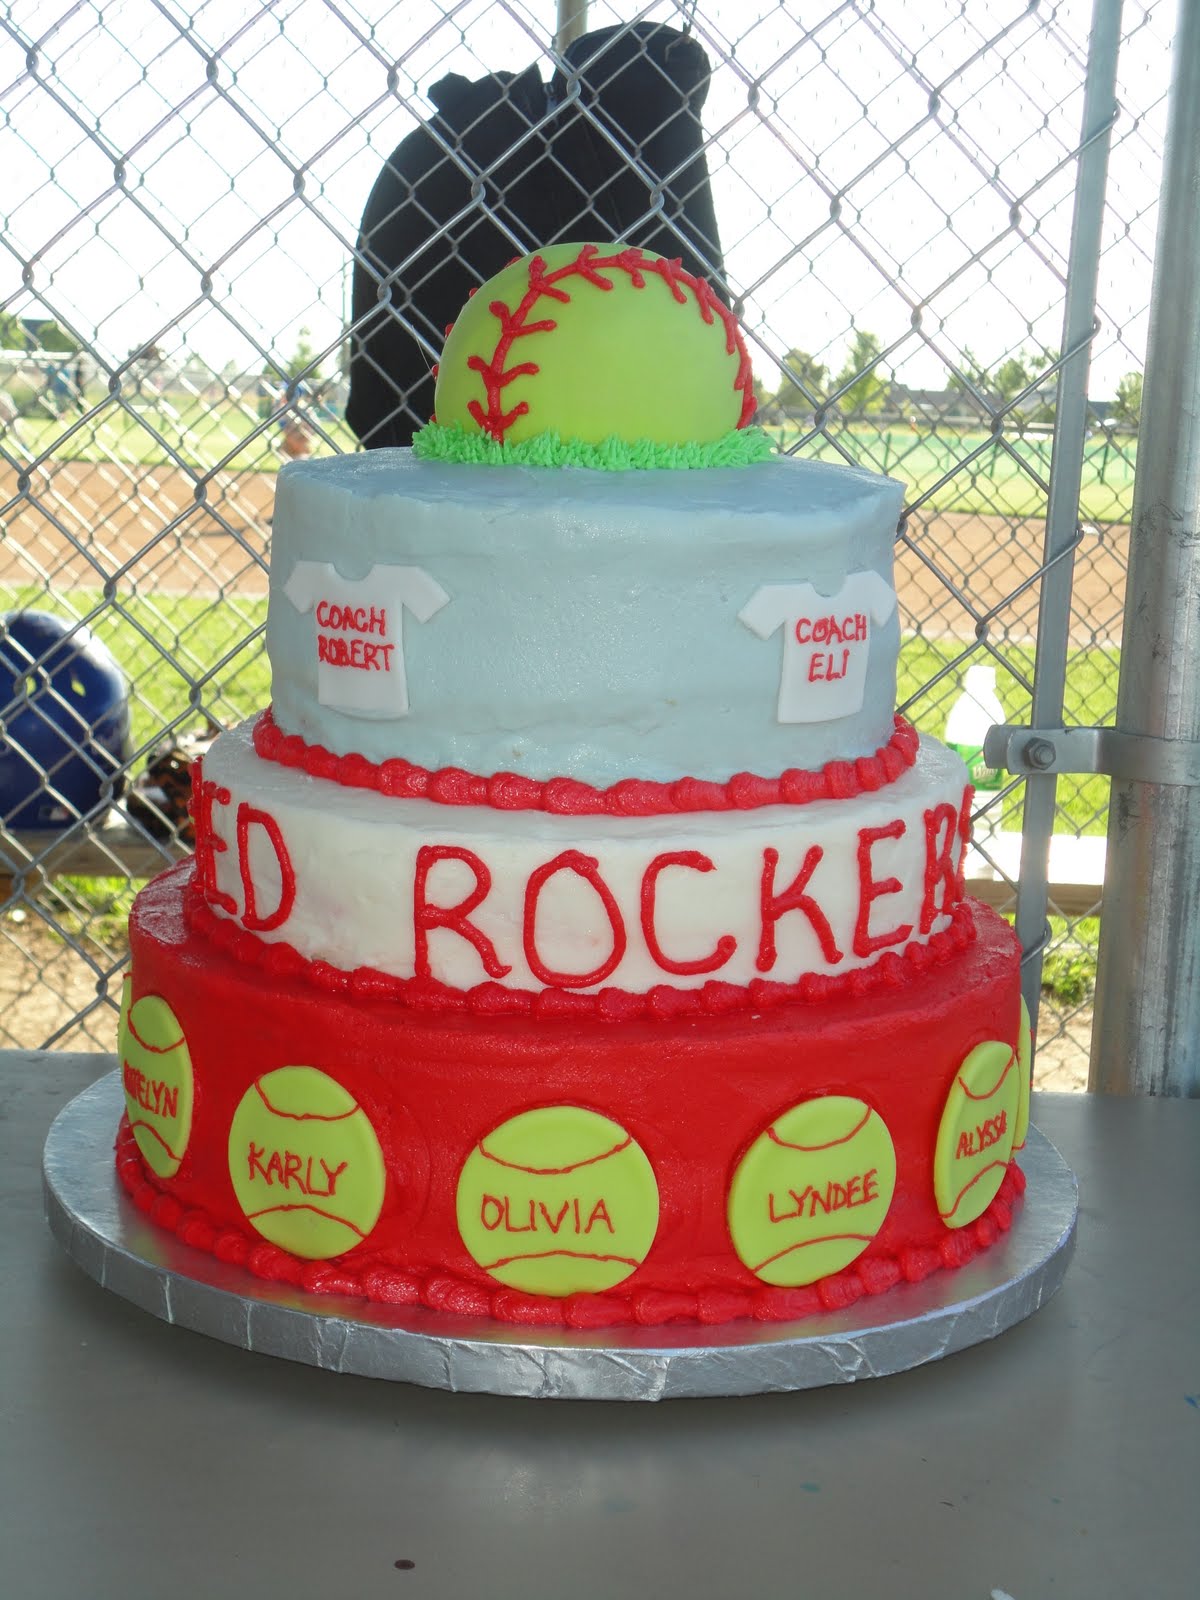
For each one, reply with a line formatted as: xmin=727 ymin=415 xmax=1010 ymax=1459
xmin=738 ymin=570 xmax=896 ymax=723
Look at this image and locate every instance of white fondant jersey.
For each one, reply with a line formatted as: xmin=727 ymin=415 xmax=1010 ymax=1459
xmin=282 ymin=562 xmax=450 ymax=718
xmin=738 ymin=571 xmax=896 ymax=724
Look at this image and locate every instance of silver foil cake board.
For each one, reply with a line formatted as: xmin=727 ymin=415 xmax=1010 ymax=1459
xmin=43 ymin=1072 xmax=1078 ymax=1402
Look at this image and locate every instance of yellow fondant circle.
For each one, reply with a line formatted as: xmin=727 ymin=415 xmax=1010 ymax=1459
xmin=118 ymin=977 xmax=194 ymax=1179
xmin=456 ymin=1105 xmax=659 ymax=1296
xmin=227 ymin=1065 xmax=385 ymax=1259
xmin=727 ymin=1096 xmax=897 ymax=1287
xmin=1014 ymin=997 xmax=1033 ymax=1150
xmin=435 ymin=243 xmax=744 ymax=448
xmin=934 ymin=1041 xmax=1020 ymax=1228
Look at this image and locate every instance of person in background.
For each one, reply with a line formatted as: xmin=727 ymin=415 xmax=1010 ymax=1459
xmin=277 ymin=380 xmax=312 ymax=458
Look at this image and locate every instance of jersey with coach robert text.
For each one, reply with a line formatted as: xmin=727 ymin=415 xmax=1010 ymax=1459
xmin=282 ymin=562 xmax=450 ymax=717
xmin=738 ymin=571 xmax=896 ymax=724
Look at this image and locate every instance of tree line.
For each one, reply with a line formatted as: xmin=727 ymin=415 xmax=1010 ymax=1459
xmin=757 ymin=330 xmax=1144 ymax=430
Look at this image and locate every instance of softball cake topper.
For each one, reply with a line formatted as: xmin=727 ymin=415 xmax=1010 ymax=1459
xmin=417 ymin=242 xmax=772 ymax=470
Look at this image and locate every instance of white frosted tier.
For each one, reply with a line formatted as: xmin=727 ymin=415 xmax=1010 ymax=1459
xmin=265 ymin=450 xmax=905 ymax=785
xmin=195 ymin=723 xmax=971 ymax=996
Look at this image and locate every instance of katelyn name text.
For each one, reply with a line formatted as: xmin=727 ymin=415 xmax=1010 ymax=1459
xmin=123 ymin=1063 xmax=179 ymax=1120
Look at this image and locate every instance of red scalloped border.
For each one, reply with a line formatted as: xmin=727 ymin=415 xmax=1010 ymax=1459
xmin=252 ymin=709 xmax=921 ymax=817
xmin=184 ymin=875 xmax=977 ymax=1022
xmin=115 ymin=1116 xmax=1026 ymax=1330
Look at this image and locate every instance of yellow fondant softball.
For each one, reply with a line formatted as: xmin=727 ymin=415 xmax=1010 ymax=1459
xmin=934 ymin=1041 xmax=1020 ymax=1228
xmin=727 ymin=1097 xmax=897 ymax=1287
xmin=118 ymin=977 xmax=194 ymax=1179
xmin=455 ymin=1106 xmax=659 ymax=1296
xmin=227 ymin=1066 xmax=385 ymax=1259
xmin=1014 ymin=997 xmax=1033 ymax=1150
xmin=435 ymin=243 xmax=747 ymax=448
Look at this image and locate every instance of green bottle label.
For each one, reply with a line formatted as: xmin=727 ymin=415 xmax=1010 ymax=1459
xmin=949 ymin=742 xmax=1003 ymax=791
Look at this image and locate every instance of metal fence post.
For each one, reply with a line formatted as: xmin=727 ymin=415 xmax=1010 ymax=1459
xmin=556 ymin=2 xmax=588 ymax=53
xmin=1013 ymin=0 xmax=1123 ymax=1021
xmin=1090 ymin=0 xmax=1200 ymax=1097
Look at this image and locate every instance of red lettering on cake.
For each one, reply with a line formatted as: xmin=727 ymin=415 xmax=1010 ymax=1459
xmin=191 ymin=762 xmax=237 ymax=914
xmin=640 ymin=852 xmax=737 ymax=976
xmin=317 ymin=632 xmax=396 ymax=672
xmin=919 ymin=801 xmax=963 ymax=934
xmin=244 ymin=1141 xmax=347 ymax=1195
xmin=794 ymin=614 xmax=868 ymax=646
xmin=768 ymin=1167 xmax=880 ymax=1221
xmin=315 ymin=601 xmax=388 ymax=635
xmin=413 ymin=845 xmax=512 ymax=981
xmin=235 ymin=803 xmax=296 ymax=932
xmin=477 ymin=1194 xmax=616 ymax=1234
xmin=807 ymin=647 xmax=850 ymax=683
xmin=757 ymin=846 xmax=843 ymax=971
xmin=523 ymin=850 xmax=627 ymax=988
xmin=956 ymin=1110 xmax=1008 ymax=1159
xmin=122 ymin=1064 xmax=178 ymax=1120
xmin=853 ymin=820 xmax=913 ymax=957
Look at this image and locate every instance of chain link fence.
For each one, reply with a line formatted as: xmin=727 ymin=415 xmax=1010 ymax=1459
xmin=0 ymin=0 xmax=1174 ymax=1076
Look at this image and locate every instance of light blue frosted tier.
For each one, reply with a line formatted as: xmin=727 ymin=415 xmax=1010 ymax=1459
xmin=265 ymin=450 xmax=905 ymax=785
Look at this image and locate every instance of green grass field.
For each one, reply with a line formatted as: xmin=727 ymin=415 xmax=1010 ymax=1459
xmin=6 ymin=396 xmax=1139 ymax=525
xmin=788 ymin=424 xmax=1136 ymax=525
xmin=7 ymin=394 xmax=359 ymax=477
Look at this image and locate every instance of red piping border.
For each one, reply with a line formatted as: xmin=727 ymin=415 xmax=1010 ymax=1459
xmin=115 ymin=1117 xmax=1025 ymax=1330
xmin=183 ymin=876 xmax=977 ymax=1021
xmin=252 ymin=709 xmax=922 ymax=817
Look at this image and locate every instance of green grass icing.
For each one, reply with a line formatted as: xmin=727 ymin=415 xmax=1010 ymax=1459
xmin=411 ymin=421 xmax=777 ymax=470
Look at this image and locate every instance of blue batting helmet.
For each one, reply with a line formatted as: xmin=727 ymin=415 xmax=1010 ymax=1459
xmin=0 ymin=610 xmax=132 ymax=830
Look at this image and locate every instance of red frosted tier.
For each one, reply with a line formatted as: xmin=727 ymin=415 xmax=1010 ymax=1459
xmin=121 ymin=862 xmax=1025 ymax=1329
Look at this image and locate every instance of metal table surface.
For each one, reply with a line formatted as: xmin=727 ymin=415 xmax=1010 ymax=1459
xmin=4 ymin=1051 xmax=1198 ymax=1600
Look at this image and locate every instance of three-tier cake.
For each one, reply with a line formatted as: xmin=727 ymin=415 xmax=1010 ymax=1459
xmin=116 ymin=245 xmax=1027 ymax=1328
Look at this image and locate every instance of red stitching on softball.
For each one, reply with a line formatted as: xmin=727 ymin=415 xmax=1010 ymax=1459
xmin=457 ymin=244 xmax=756 ymax=441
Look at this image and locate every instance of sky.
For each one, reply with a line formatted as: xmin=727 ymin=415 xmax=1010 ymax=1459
xmin=0 ymin=0 xmax=1174 ymax=398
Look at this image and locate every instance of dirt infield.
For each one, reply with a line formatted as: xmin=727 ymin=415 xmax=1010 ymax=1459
xmin=1 ymin=459 xmax=273 ymax=600
xmin=2 ymin=459 xmax=1131 ymax=647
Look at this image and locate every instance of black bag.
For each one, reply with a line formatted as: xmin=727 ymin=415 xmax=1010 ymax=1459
xmin=346 ymin=23 xmax=725 ymax=449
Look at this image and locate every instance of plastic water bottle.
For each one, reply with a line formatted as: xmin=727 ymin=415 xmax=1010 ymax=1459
xmin=945 ymin=664 xmax=1005 ymax=790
